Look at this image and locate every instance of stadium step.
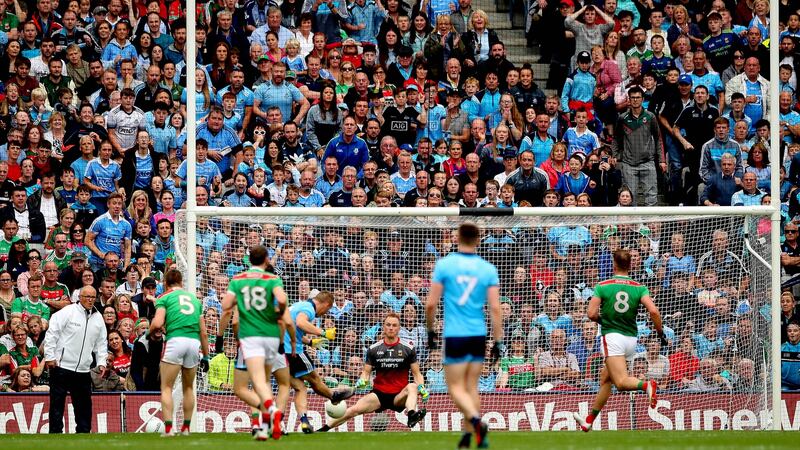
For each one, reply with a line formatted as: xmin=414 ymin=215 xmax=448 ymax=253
xmin=473 ymin=0 xmax=551 ymax=90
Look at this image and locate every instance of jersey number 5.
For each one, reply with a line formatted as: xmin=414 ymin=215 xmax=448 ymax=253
xmin=178 ymin=295 xmax=196 ymax=315
xmin=456 ymin=275 xmax=478 ymax=305
xmin=614 ymin=291 xmax=630 ymax=313
xmin=241 ymin=286 xmax=269 ymax=311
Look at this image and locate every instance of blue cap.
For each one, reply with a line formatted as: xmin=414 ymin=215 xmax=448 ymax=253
xmin=678 ymin=74 xmax=692 ymax=85
xmin=399 ymin=143 xmax=414 ymax=153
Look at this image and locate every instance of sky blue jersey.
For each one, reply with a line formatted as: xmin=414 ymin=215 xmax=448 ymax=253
xmin=284 ymin=300 xmax=316 ymax=354
xmin=432 ymin=252 xmax=499 ymax=338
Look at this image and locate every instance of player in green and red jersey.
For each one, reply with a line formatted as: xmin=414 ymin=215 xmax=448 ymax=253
xmin=149 ymin=269 xmax=209 ymax=436
xmin=574 ymin=249 xmax=666 ymax=432
xmin=218 ymin=245 xmax=288 ymax=441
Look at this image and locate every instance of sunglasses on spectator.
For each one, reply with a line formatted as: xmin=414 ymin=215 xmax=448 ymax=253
xmin=29 ymin=256 xmax=41 ymax=260
xmin=254 ymin=129 xmax=266 ymax=136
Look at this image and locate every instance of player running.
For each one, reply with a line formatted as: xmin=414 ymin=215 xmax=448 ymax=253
xmin=573 ymin=249 xmax=665 ymax=432
xmin=225 ymin=305 xmax=297 ymax=437
xmin=425 ymin=223 xmax=504 ymax=449
xmin=148 ymin=269 xmax=209 ymax=437
xmin=285 ymin=290 xmax=354 ymax=433
xmin=218 ymin=245 xmax=288 ymax=440
xmin=317 ymin=312 xmax=429 ymax=432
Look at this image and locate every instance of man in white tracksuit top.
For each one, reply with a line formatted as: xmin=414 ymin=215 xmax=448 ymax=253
xmin=43 ymin=286 xmax=108 ymax=433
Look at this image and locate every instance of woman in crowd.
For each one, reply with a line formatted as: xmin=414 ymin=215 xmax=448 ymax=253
xmin=207 ymin=41 xmax=236 ymax=91
xmin=462 ymin=10 xmax=499 ymax=66
xmin=126 ymin=190 xmax=153 ymax=230
xmin=6 ymin=240 xmax=29 ymax=282
xmin=44 ymin=112 xmax=68 ymax=158
xmin=150 ymin=190 xmax=177 ymax=229
xmin=378 ymin=26 xmax=402 ymax=67
xmin=667 ymin=5 xmax=703 ymax=49
xmin=107 ymin=330 xmax=132 ymax=379
xmin=5 ymin=367 xmax=49 ymax=392
xmin=408 ymin=12 xmax=432 ymax=59
xmin=336 ymin=61 xmax=357 ymax=104
xmin=7 ymin=325 xmax=44 ymax=378
xmin=603 ymin=31 xmax=626 ymax=72
xmin=540 ymin=142 xmax=569 ymax=188
xmin=44 ymin=209 xmax=75 ymax=250
xmin=0 ymin=270 xmax=17 ymax=312
xmin=181 ymin=68 xmax=215 ymax=122
xmin=746 ymin=142 xmax=771 ymax=193
xmin=102 ymin=305 xmax=118 ymax=333
xmin=442 ymin=140 xmax=466 ymax=178
xmin=26 ymin=315 xmax=45 ymax=350
xmin=443 ymin=176 xmax=462 ymax=205
xmin=590 ymin=45 xmax=621 ymax=138
xmin=16 ymin=249 xmax=42 ymax=296
xmin=116 ymin=266 xmax=142 ymax=297
xmin=70 ymin=269 xmax=95 ymax=303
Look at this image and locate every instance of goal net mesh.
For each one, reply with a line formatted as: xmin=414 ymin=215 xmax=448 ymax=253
xmin=174 ymin=211 xmax=773 ymax=432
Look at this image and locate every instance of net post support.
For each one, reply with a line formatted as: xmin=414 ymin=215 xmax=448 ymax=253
xmin=769 ymin=0 xmax=781 ymax=431
xmin=770 ymin=209 xmax=782 ymax=430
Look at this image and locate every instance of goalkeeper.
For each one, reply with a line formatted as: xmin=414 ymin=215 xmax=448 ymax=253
xmin=573 ymin=249 xmax=664 ymax=432
xmin=317 ymin=312 xmax=429 ymax=432
xmin=285 ymin=290 xmax=355 ymax=433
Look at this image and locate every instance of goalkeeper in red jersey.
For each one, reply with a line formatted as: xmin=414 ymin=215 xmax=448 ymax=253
xmin=317 ymin=312 xmax=429 ymax=432
xmin=574 ymin=249 xmax=666 ymax=432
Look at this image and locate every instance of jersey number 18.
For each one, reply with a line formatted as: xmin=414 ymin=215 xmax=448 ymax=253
xmin=241 ymin=286 xmax=269 ymax=311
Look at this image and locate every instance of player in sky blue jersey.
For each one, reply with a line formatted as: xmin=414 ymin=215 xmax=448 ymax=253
xmin=426 ymin=223 xmax=503 ymax=449
xmin=284 ymin=290 xmax=354 ymax=433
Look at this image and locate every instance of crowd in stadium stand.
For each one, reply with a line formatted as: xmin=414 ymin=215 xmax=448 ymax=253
xmin=0 ymin=0 xmax=796 ymax=396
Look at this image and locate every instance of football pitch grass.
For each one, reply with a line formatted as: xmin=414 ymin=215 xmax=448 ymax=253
xmin=5 ymin=431 xmax=798 ymax=450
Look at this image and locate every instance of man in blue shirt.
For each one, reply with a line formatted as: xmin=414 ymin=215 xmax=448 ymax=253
xmin=253 ymin=62 xmax=310 ymax=125
xmin=196 ymin=108 xmax=242 ymax=176
xmin=83 ymin=140 xmax=121 ymax=214
xmin=322 ymin=116 xmax=370 ymax=174
xmin=85 ymin=192 xmax=131 ymax=272
xmin=425 ymin=223 xmax=503 ymax=450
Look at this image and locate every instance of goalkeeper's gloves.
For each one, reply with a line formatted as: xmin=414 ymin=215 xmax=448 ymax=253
xmin=311 ymin=338 xmax=330 ymax=349
xmin=199 ymin=356 xmax=209 ymax=372
xmin=657 ymin=331 xmax=669 ymax=348
xmin=215 ymin=335 xmax=224 ymax=353
xmin=417 ymin=384 xmax=429 ymax=403
xmin=427 ymin=330 xmax=439 ymax=350
xmin=355 ymin=378 xmax=369 ymax=390
xmin=491 ymin=339 xmax=506 ymax=361
xmin=322 ymin=327 xmax=336 ymax=340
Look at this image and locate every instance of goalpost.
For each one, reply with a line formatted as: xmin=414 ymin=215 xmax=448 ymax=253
xmin=173 ymin=206 xmax=783 ymax=432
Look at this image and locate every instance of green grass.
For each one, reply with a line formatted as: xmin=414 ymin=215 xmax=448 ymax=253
xmin=5 ymin=431 xmax=798 ymax=450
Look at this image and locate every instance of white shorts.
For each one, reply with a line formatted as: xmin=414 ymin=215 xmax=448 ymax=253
xmin=162 ymin=336 xmax=202 ymax=368
xmin=238 ymin=336 xmax=283 ymax=369
xmin=601 ymin=333 xmax=638 ymax=359
xmin=235 ymin=345 xmax=287 ymax=372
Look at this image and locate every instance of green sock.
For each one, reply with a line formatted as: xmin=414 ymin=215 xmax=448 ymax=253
xmin=591 ymin=409 xmax=601 ymax=416
xmin=164 ymin=421 xmax=172 ymax=426
xmin=183 ymin=419 xmax=191 ymax=427
xmin=637 ymin=380 xmax=644 ymax=390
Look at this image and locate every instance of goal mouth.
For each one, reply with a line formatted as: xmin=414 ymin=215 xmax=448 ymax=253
xmin=174 ymin=208 xmax=777 ymax=432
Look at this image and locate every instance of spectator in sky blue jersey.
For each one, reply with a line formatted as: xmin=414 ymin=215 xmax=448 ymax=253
xmin=145 ymin=102 xmax=178 ymax=156
xmin=85 ymin=193 xmax=131 ymax=272
xmin=699 ymin=118 xmax=743 ymax=184
xmin=561 ymin=51 xmax=596 ymax=118
xmin=689 ymin=51 xmax=725 ymax=111
xmin=83 ymin=140 xmax=122 ymax=214
xmin=177 ymin=139 xmax=223 ymax=198
xmin=253 ymin=62 xmax=311 ymax=126
xmin=195 ymin=107 xmax=242 ymax=177
xmin=725 ymin=57 xmax=769 ymax=135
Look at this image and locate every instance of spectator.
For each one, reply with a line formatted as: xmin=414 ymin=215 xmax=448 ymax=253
xmin=725 ymin=57 xmax=770 ymax=135
xmin=505 ymin=150 xmax=550 ymax=206
xmin=537 ymin=328 xmax=581 ymax=389
xmin=783 ymin=321 xmax=800 ymax=390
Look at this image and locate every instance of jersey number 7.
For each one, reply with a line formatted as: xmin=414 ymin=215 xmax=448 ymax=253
xmin=456 ymin=275 xmax=478 ymax=305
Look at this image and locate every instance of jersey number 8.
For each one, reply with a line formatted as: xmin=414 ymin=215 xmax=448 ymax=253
xmin=614 ymin=291 xmax=630 ymax=313
xmin=241 ymin=286 xmax=269 ymax=311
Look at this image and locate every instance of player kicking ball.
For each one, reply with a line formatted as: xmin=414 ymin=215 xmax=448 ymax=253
xmin=426 ymin=223 xmax=504 ymax=449
xmin=573 ymin=249 xmax=666 ymax=432
xmin=222 ymin=306 xmax=296 ymax=437
xmin=149 ymin=270 xmax=209 ymax=436
xmin=317 ymin=312 xmax=430 ymax=432
xmin=285 ymin=290 xmax=354 ymax=433
xmin=218 ymin=245 xmax=288 ymax=440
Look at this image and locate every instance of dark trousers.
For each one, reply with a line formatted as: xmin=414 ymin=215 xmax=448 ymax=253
xmin=49 ymin=367 xmax=93 ymax=433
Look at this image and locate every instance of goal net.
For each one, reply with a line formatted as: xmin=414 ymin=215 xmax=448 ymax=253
xmin=173 ymin=211 xmax=774 ymax=432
